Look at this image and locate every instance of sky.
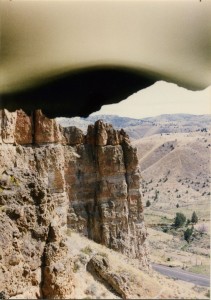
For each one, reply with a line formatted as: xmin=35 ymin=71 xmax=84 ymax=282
xmin=91 ymin=81 xmax=211 ymax=119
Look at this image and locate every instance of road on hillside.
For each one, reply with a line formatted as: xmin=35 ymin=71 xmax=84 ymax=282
xmin=152 ymin=263 xmax=210 ymax=287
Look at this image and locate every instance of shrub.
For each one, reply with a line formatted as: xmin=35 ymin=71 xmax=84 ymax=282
xmin=146 ymin=200 xmax=151 ymax=207
xmin=154 ymin=193 xmax=158 ymax=200
xmin=184 ymin=228 xmax=193 ymax=243
xmin=191 ymin=211 xmax=198 ymax=224
xmin=174 ymin=212 xmax=186 ymax=228
xmin=197 ymin=224 xmax=208 ymax=235
xmin=81 ymin=246 xmax=92 ymax=255
xmin=176 ymin=203 xmax=179 ymax=208
xmin=73 ymin=262 xmax=80 ymax=273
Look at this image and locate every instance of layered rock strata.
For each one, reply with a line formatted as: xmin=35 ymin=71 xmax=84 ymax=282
xmin=0 ymin=109 xmax=149 ymax=298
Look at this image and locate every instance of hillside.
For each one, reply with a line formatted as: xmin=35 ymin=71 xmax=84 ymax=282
xmin=57 ymin=114 xmax=211 ymax=140
xmin=66 ymin=231 xmax=209 ymax=299
xmin=133 ymin=131 xmax=210 ymax=209
xmin=133 ymin=130 xmax=210 ymax=278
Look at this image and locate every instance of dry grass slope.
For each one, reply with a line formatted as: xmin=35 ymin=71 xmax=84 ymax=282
xmin=132 ymin=130 xmax=210 ymax=282
xmin=66 ymin=231 xmax=209 ymax=299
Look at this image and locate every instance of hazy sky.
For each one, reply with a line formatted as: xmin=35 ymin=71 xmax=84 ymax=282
xmin=91 ymin=81 xmax=211 ymax=118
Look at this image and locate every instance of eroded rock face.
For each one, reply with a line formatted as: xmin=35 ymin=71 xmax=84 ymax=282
xmin=34 ymin=110 xmax=62 ymax=144
xmin=87 ymin=254 xmax=130 ymax=299
xmin=0 ymin=110 xmax=17 ymax=144
xmin=66 ymin=120 xmax=148 ymax=263
xmin=0 ymin=109 xmax=149 ymax=298
xmin=15 ymin=110 xmax=33 ymax=145
xmin=0 ymin=146 xmax=73 ymax=299
xmin=42 ymin=221 xmax=73 ymax=299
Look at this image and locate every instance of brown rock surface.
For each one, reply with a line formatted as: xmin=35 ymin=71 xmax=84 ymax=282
xmin=62 ymin=126 xmax=85 ymax=145
xmin=87 ymin=254 xmax=130 ymax=299
xmin=34 ymin=110 xmax=62 ymax=144
xmin=65 ymin=120 xmax=148 ymax=263
xmin=0 ymin=110 xmax=149 ymax=298
xmin=42 ymin=221 xmax=73 ymax=299
xmin=15 ymin=110 xmax=33 ymax=145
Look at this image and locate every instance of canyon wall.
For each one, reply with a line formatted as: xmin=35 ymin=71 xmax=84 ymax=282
xmin=0 ymin=109 xmax=149 ymax=299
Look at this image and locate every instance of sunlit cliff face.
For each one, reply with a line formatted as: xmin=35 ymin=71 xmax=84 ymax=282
xmin=0 ymin=0 xmax=210 ymax=117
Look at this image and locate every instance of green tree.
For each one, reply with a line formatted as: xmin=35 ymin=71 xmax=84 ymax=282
xmin=174 ymin=212 xmax=186 ymax=228
xmin=191 ymin=211 xmax=198 ymax=224
xmin=184 ymin=227 xmax=193 ymax=243
xmin=146 ymin=200 xmax=151 ymax=207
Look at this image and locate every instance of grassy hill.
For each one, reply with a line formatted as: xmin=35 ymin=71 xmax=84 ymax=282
xmin=133 ymin=131 xmax=210 ymax=209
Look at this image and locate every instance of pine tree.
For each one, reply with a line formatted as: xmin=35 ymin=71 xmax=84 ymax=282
xmin=174 ymin=212 xmax=186 ymax=228
xmin=191 ymin=211 xmax=198 ymax=224
xmin=184 ymin=227 xmax=193 ymax=243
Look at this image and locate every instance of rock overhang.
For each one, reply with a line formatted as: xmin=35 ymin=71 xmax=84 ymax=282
xmin=0 ymin=64 xmax=208 ymax=119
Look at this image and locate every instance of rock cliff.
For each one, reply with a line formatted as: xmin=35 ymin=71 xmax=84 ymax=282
xmin=0 ymin=109 xmax=149 ymax=299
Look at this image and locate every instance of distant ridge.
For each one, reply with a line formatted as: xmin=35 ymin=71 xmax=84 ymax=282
xmin=57 ymin=114 xmax=146 ymax=131
xmin=142 ymin=113 xmax=211 ymax=122
xmin=57 ymin=113 xmax=211 ymax=139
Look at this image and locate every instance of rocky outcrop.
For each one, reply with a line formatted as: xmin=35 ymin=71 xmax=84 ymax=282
xmin=0 ymin=154 xmax=73 ymax=299
xmin=87 ymin=254 xmax=130 ymax=299
xmin=0 ymin=109 xmax=149 ymax=298
xmin=34 ymin=110 xmax=62 ymax=144
xmin=42 ymin=220 xmax=73 ymax=299
xmin=66 ymin=120 xmax=148 ymax=263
